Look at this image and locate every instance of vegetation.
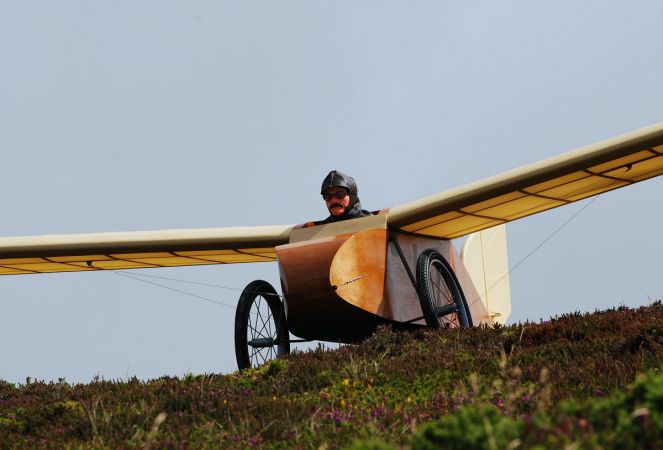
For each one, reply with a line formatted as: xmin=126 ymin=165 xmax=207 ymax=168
xmin=2 ymin=302 xmax=663 ymax=448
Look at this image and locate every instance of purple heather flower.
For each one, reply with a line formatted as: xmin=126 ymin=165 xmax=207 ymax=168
xmin=330 ymin=410 xmax=346 ymax=424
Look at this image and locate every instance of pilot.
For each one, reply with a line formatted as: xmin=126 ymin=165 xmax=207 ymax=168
xmin=317 ymin=170 xmax=372 ymax=225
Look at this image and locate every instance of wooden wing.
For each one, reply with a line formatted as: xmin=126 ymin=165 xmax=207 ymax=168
xmin=3 ymin=123 xmax=662 ymax=276
xmin=387 ymin=123 xmax=663 ymax=239
xmin=0 ymin=225 xmax=293 ymax=275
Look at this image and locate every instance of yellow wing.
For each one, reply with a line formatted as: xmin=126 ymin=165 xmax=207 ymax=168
xmin=3 ymin=123 xmax=663 ymax=276
xmin=387 ymin=123 xmax=663 ymax=239
xmin=0 ymin=225 xmax=293 ymax=275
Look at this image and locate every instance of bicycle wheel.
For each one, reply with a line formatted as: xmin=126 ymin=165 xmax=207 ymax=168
xmin=416 ymin=249 xmax=471 ymax=328
xmin=234 ymin=280 xmax=290 ymax=370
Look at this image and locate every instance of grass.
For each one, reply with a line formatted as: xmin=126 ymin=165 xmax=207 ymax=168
xmin=2 ymin=301 xmax=663 ymax=448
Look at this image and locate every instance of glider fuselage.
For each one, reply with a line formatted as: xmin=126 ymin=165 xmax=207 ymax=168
xmin=276 ymin=215 xmax=488 ymax=342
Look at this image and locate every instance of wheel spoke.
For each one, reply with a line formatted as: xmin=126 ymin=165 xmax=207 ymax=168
xmin=430 ymin=268 xmax=452 ymax=307
xmin=266 ymin=302 xmax=274 ymax=338
xmin=255 ymin=297 xmax=268 ymax=331
xmin=251 ymin=297 xmax=262 ymax=337
xmin=249 ymin=296 xmax=275 ymax=340
xmin=249 ymin=347 xmax=259 ymax=365
xmin=236 ymin=281 xmax=290 ymax=371
xmin=259 ymin=298 xmax=275 ymax=337
xmin=431 ymin=272 xmax=441 ymax=307
xmin=440 ymin=314 xmax=458 ymax=326
xmin=416 ymin=251 xmax=468 ymax=329
xmin=246 ymin=293 xmax=279 ymax=368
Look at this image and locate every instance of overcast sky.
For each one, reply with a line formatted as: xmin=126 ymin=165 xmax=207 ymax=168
xmin=1 ymin=1 xmax=662 ymax=384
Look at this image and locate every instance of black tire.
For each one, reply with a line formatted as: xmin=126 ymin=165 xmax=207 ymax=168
xmin=416 ymin=249 xmax=472 ymax=328
xmin=234 ymin=280 xmax=290 ymax=370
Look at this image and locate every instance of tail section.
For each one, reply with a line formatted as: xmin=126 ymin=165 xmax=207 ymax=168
xmin=460 ymin=224 xmax=511 ymax=324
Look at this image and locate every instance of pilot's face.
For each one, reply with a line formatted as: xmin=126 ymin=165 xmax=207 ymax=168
xmin=323 ymin=187 xmax=350 ymax=217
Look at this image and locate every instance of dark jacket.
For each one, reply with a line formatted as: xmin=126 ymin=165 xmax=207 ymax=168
xmin=317 ymin=170 xmax=372 ymax=225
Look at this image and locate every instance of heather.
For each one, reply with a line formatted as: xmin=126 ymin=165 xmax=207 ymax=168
xmin=2 ymin=302 xmax=663 ymax=448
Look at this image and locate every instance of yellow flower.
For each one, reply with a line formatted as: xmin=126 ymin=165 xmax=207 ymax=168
xmin=342 ymin=378 xmax=350 ymax=386
xmin=272 ymin=396 xmax=277 ymax=401
xmin=340 ymin=399 xmax=346 ymax=408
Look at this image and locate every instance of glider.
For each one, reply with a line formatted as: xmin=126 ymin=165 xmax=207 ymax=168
xmin=2 ymin=123 xmax=662 ymax=369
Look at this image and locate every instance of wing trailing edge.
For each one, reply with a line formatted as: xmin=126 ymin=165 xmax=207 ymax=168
xmin=0 ymin=225 xmax=294 ymax=275
xmin=3 ymin=123 xmax=663 ymax=275
xmin=387 ymin=122 xmax=663 ymax=239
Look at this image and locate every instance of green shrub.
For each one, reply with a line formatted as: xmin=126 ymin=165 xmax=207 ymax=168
xmin=343 ymin=437 xmax=397 ymax=450
xmin=411 ymin=404 xmax=522 ymax=450
xmin=2 ymin=302 xmax=663 ymax=448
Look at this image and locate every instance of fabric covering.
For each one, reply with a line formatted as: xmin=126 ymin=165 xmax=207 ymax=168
xmin=0 ymin=225 xmax=293 ymax=275
xmin=387 ymin=123 xmax=663 ymax=239
xmin=1 ymin=123 xmax=662 ymax=275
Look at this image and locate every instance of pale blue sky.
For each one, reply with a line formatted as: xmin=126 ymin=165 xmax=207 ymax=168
xmin=1 ymin=1 xmax=662 ymax=383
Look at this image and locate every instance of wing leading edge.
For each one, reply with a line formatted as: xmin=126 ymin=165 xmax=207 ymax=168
xmin=387 ymin=123 xmax=663 ymax=239
xmin=3 ymin=123 xmax=662 ymax=276
xmin=0 ymin=225 xmax=293 ymax=275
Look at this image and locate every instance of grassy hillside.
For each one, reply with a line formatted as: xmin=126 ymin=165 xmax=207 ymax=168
xmin=2 ymin=302 xmax=663 ymax=449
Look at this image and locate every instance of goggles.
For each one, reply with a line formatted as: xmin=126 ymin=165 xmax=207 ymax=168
xmin=322 ymin=190 xmax=349 ymax=201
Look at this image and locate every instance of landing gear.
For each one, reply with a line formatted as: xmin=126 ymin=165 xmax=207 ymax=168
xmin=234 ymin=280 xmax=290 ymax=370
xmin=416 ymin=249 xmax=472 ymax=328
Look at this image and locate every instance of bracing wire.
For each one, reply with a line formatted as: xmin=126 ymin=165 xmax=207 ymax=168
xmin=467 ymin=195 xmax=599 ymax=308
xmin=112 ymin=271 xmax=236 ymax=310
xmin=118 ymin=270 xmax=283 ymax=299
xmin=111 ymin=197 xmax=597 ymax=316
xmin=112 ymin=270 xmax=283 ymax=311
xmin=116 ymin=270 xmax=243 ymax=292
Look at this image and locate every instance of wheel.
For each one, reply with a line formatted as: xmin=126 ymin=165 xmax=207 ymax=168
xmin=416 ymin=249 xmax=472 ymax=328
xmin=234 ymin=280 xmax=290 ymax=370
